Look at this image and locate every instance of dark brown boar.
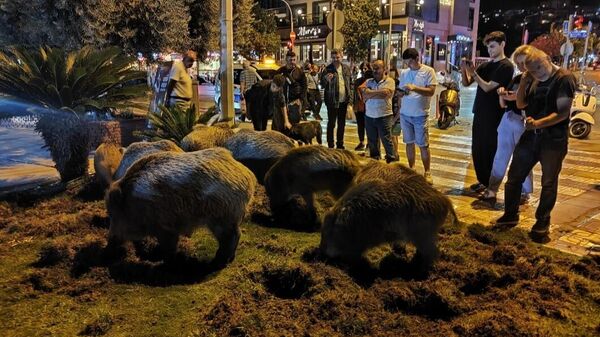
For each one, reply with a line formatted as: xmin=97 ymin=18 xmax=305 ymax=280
xmin=105 ymin=147 xmax=257 ymax=267
xmin=264 ymin=146 xmax=362 ymax=231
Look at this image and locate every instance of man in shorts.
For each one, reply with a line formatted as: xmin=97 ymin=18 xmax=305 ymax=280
xmin=398 ymin=48 xmax=437 ymax=184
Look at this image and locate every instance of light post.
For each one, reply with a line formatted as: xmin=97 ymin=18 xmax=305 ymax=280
xmin=281 ymin=0 xmax=294 ymax=48
xmin=381 ymin=0 xmax=393 ymax=70
xmin=521 ymin=13 xmax=537 ymax=44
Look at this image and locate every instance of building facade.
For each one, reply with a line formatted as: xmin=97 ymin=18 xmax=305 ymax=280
xmin=259 ymin=0 xmax=479 ymax=71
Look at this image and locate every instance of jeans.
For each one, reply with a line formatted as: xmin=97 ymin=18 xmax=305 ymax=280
xmin=488 ymin=111 xmax=533 ymax=194
xmin=355 ymin=110 xmax=365 ymax=143
xmin=365 ymin=114 xmax=397 ymax=161
xmin=504 ymin=129 xmax=568 ymax=223
xmin=326 ymin=102 xmax=348 ymax=148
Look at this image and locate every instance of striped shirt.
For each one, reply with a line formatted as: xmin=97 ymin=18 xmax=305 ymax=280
xmin=240 ymin=69 xmax=260 ymax=93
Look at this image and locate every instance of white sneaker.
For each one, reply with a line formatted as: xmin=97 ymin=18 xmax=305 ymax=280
xmin=424 ymin=171 xmax=433 ymax=185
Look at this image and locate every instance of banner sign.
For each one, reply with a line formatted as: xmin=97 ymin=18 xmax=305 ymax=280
xmin=149 ymin=61 xmax=173 ymax=115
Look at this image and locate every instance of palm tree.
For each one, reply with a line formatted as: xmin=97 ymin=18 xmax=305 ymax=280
xmin=0 ymin=46 xmax=146 ymax=181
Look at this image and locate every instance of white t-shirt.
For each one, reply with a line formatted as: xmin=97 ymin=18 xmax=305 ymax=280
xmin=399 ymin=64 xmax=437 ymax=117
xmin=168 ymin=60 xmax=193 ymax=99
xmin=365 ymin=76 xmax=395 ymax=118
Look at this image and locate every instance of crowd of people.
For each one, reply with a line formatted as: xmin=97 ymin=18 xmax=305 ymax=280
xmin=167 ymin=29 xmax=576 ymax=244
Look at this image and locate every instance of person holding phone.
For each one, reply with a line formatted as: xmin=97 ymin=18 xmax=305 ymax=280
xmin=479 ymin=45 xmax=536 ymax=206
xmin=461 ymin=31 xmax=514 ymax=194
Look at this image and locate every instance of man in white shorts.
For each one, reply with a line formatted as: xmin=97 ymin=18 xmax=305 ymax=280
xmin=398 ymin=48 xmax=437 ymax=184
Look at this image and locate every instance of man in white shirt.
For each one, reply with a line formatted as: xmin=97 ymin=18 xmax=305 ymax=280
xmin=361 ymin=60 xmax=397 ymax=163
xmin=398 ymin=48 xmax=437 ymax=184
xmin=165 ymin=50 xmax=197 ymax=110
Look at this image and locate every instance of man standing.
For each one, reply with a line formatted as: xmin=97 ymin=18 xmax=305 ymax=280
xmin=398 ymin=48 xmax=437 ymax=184
xmin=165 ymin=50 xmax=197 ymax=110
xmin=321 ymin=49 xmax=353 ymax=149
xmin=277 ymin=51 xmax=307 ymax=125
xmin=361 ymin=60 xmax=397 ymax=163
xmin=305 ymin=64 xmax=323 ymax=120
xmin=240 ymin=61 xmax=261 ymax=122
xmin=494 ymin=48 xmax=576 ymax=243
xmin=461 ymin=31 xmax=514 ymax=193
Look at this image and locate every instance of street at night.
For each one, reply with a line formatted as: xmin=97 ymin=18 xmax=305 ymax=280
xmin=1 ymin=0 xmax=599 ymax=336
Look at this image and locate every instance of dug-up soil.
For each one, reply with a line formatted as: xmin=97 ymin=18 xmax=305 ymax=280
xmin=0 ymin=185 xmax=599 ymax=337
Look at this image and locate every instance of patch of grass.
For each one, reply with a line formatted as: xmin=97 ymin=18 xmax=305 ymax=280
xmin=0 ymin=194 xmax=599 ymax=336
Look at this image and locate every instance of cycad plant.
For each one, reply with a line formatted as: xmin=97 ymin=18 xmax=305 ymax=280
xmin=0 ymin=46 xmax=146 ymax=182
xmin=142 ymin=104 xmax=201 ymax=145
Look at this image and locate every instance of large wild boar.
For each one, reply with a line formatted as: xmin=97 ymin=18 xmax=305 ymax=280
xmin=93 ymin=143 xmax=124 ymax=188
xmin=113 ymin=140 xmax=183 ymax=181
xmin=223 ymin=130 xmax=298 ymax=184
xmin=264 ymin=146 xmax=362 ymax=231
xmin=321 ymin=162 xmax=455 ymax=270
xmin=180 ymin=124 xmax=235 ymax=152
xmin=105 ymin=147 xmax=257 ymax=267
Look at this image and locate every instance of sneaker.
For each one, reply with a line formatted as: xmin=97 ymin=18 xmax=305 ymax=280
xmin=354 ymin=143 xmax=365 ymax=151
xmin=336 ymin=145 xmax=345 ymax=150
xmin=479 ymin=189 xmax=497 ymax=205
xmin=492 ymin=213 xmax=519 ymax=229
xmin=314 ymin=115 xmax=322 ymax=121
xmin=424 ymin=171 xmax=433 ymax=185
xmin=519 ymin=193 xmax=530 ymax=205
xmin=469 ymin=182 xmax=486 ymax=193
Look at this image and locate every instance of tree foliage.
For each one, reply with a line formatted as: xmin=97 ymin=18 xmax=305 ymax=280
xmin=0 ymin=0 xmax=86 ymax=50
xmin=188 ymin=0 xmax=220 ymax=61
xmin=233 ymin=0 xmax=257 ymax=59
xmin=84 ymin=0 xmax=191 ymax=55
xmin=252 ymin=6 xmax=281 ymax=57
xmin=530 ymin=30 xmax=566 ymax=59
xmin=339 ymin=0 xmax=380 ymax=62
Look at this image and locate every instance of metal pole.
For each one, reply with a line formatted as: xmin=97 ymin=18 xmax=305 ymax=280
xmin=581 ymin=21 xmax=593 ymax=77
xmin=387 ymin=0 xmax=393 ymax=70
xmin=562 ymin=15 xmax=573 ymax=69
xmin=220 ymin=0 xmax=234 ymax=124
xmin=332 ymin=0 xmax=337 ymax=52
xmin=281 ymin=0 xmax=294 ymax=48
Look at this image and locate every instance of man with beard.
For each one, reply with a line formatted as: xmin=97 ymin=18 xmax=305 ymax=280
xmin=493 ymin=48 xmax=576 ymax=243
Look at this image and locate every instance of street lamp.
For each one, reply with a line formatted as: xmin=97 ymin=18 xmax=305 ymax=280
xmin=281 ymin=0 xmax=294 ymax=47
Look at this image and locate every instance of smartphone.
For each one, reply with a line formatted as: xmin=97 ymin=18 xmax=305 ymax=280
xmin=398 ymin=88 xmax=409 ymax=95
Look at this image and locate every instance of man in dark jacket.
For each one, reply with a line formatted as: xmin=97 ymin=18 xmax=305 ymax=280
xmin=277 ymin=51 xmax=307 ymax=126
xmin=321 ymin=49 xmax=353 ymax=149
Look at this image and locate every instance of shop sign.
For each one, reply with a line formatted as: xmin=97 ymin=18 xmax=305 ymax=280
xmin=297 ymin=26 xmax=327 ymax=40
xmin=412 ymin=19 xmax=425 ymax=33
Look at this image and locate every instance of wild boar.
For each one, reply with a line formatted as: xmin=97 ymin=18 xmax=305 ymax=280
xmin=223 ymin=130 xmax=298 ymax=184
xmin=289 ymin=120 xmax=323 ymax=145
xmin=113 ymin=140 xmax=183 ymax=181
xmin=264 ymin=146 xmax=362 ymax=231
xmin=321 ymin=166 xmax=454 ymax=270
xmin=105 ymin=147 xmax=257 ymax=267
xmin=180 ymin=124 xmax=235 ymax=152
xmin=93 ymin=143 xmax=124 ymax=188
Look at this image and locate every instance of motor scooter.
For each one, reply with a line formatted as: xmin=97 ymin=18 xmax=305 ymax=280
xmin=569 ymin=84 xmax=597 ymax=139
xmin=436 ymin=75 xmax=461 ymax=130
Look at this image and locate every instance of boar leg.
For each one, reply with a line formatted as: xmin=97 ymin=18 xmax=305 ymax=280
xmin=209 ymin=217 xmax=242 ymax=267
xmin=156 ymin=229 xmax=180 ymax=260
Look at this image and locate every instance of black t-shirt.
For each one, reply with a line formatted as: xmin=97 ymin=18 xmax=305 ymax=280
xmin=526 ymin=68 xmax=576 ymax=131
xmin=277 ymin=65 xmax=307 ymax=102
xmin=504 ymin=74 xmax=522 ymax=114
xmin=472 ymin=58 xmax=514 ymax=118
